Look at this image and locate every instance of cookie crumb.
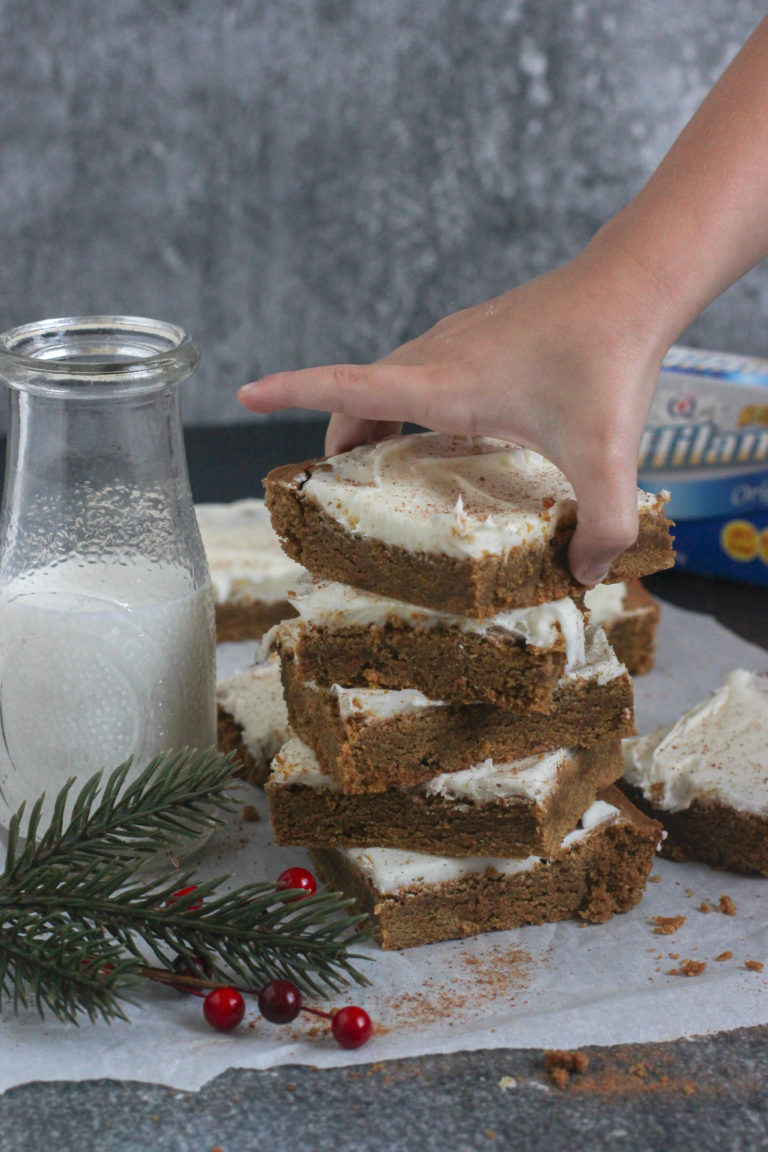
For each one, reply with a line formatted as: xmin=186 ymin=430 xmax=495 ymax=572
xmin=715 ymin=951 xmax=733 ymax=962
xmin=718 ymin=894 xmax=736 ymax=916
xmin=745 ymin=959 xmax=764 ymax=973
xmin=544 ymin=1049 xmax=589 ymax=1087
xmin=698 ymin=901 xmax=710 ymax=913
xmin=648 ymin=873 xmax=662 ymax=884
xmin=652 ymin=914 xmax=686 ymax=935
xmin=684 ymin=888 xmax=695 ymax=898
xmin=668 ymin=959 xmax=707 ymax=977
xmin=242 ymin=805 xmax=261 ymax=823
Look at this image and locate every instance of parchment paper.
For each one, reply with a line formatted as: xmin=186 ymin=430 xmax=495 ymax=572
xmin=3 ymin=600 xmax=768 ymax=1092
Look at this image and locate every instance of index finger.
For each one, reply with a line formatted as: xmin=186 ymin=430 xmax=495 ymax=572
xmin=238 ymin=362 xmax=436 ymax=427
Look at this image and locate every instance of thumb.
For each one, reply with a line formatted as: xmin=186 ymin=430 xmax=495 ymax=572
xmin=325 ymin=414 xmax=403 ymax=456
xmin=564 ymin=452 xmax=640 ymax=587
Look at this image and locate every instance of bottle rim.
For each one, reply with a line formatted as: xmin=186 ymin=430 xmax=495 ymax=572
xmin=0 ymin=315 xmax=200 ymax=395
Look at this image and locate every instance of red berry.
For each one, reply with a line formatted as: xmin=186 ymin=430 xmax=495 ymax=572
xmin=331 ymin=1006 xmax=372 ymax=1049
xmin=171 ymin=952 xmax=213 ymax=995
xmin=258 ymin=980 xmax=302 ymax=1024
xmin=203 ymin=987 xmax=245 ymax=1032
xmin=275 ymin=867 xmax=317 ymax=901
xmin=165 ymin=885 xmax=203 ymax=911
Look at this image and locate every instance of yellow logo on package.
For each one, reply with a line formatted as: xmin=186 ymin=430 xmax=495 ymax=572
xmin=738 ymin=405 xmax=768 ymax=427
xmin=721 ymin=519 xmax=759 ymax=562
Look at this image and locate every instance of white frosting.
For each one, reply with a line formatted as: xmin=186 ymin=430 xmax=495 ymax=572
xmin=561 ymin=625 xmax=626 ymax=688
xmin=344 ymin=845 xmax=541 ymax=889
xmin=330 ymin=681 xmax=444 ymax=721
xmin=584 ymin=582 xmax=627 ymax=626
xmin=338 ymin=800 xmax=621 ymax=893
xmin=291 ymin=578 xmax=586 ymax=668
xmin=623 ymin=669 xmax=768 ymax=815
xmin=196 ymin=499 xmax=305 ymax=604
xmin=270 ymin=737 xmax=572 ymax=806
xmin=303 ymin=433 xmax=661 ymax=560
xmin=561 ymin=799 xmax=621 ymax=846
xmin=215 ymin=657 xmax=290 ymax=760
xmin=270 ymin=735 xmax=332 ymax=788
xmin=423 ymin=749 xmax=568 ymax=803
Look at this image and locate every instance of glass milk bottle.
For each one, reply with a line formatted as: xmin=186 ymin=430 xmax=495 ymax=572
xmin=0 ymin=316 xmax=216 ymax=830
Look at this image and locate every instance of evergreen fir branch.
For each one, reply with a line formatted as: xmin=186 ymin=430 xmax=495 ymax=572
xmin=2 ymin=747 xmax=241 ymax=884
xmin=0 ymin=749 xmax=371 ymax=1022
xmin=4 ymin=863 xmax=369 ymax=999
xmin=0 ymin=914 xmax=141 ymax=1024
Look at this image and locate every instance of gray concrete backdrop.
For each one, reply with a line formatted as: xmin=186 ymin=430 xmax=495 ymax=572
xmin=0 ymin=0 xmax=765 ymax=431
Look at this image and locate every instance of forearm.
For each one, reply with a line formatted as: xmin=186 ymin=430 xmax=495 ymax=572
xmin=591 ymin=16 xmax=768 ymax=343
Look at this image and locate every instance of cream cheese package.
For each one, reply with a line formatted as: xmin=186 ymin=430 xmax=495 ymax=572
xmin=640 ymin=345 xmax=768 ymax=584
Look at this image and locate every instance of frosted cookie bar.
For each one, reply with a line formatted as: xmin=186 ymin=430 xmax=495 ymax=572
xmin=264 ymin=433 xmax=674 ymax=616
xmin=196 ymin=499 xmax=304 ymax=641
xmin=585 ymin=579 xmax=660 ymax=676
xmin=217 ymin=657 xmax=291 ymax=787
xmin=267 ymin=736 xmax=623 ymax=857
xmin=278 ymin=578 xmax=588 ymax=711
xmin=309 ymin=788 xmax=661 ymax=949
xmin=280 ymin=625 xmax=634 ymax=792
xmin=622 ymin=669 xmax=768 ymax=874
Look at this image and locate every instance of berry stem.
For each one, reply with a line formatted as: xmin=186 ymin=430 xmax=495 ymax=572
xmin=300 ymin=1005 xmax=333 ymax=1021
xmin=139 ymin=965 xmax=250 ymax=995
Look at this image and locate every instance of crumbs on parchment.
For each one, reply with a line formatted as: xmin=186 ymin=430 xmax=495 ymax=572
xmin=668 ymin=960 xmax=706 ymax=978
xmin=718 ymin=895 xmax=736 ymax=916
xmin=652 ymin=915 xmax=685 ymax=936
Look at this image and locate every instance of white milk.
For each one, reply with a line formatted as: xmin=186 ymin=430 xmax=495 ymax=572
xmin=0 ymin=557 xmax=216 ymax=828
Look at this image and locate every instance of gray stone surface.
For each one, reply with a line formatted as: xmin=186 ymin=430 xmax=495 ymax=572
xmin=0 ymin=1 xmax=765 ymax=432
xmin=2 ymin=1028 xmax=768 ymax=1152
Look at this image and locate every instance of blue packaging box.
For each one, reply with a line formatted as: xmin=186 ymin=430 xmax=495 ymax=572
xmin=638 ymin=346 xmax=768 ymax=585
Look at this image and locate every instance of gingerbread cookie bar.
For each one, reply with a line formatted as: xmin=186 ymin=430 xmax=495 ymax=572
xmin=216 ymin=658 xmax=291 ymax=787
xmin=267 ymin=736 xmax=623 ymax=857
xmin=279 ymin=578 xmax=588 ymax=710
xmin=196 ymin=499 xmax=303 ymax=641
xmin=585 ymin=579 xmax=660 ymax=676
xmin=309 ymin=788 xmax=661 ymax=949
xmin=622 ymin=669 xmax=768 ymax=875
xmin=280 ymin=626 xmax=634 ymax=792
xmin=265 ymin=433 xmax=673 ymax=616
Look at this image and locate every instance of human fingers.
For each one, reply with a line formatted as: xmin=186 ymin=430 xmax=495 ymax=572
xmin=238 ymin=362 xmax=436 ymax=426
xmin=564 ymin=448 xmax=640 ymax=587
xmin=325 ymin=414 xmax=403 ymax=456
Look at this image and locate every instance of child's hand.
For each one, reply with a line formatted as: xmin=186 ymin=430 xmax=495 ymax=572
xmin=239 ymin=235 xmax=673 ymax=586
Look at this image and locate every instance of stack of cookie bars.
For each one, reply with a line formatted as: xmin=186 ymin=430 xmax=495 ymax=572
xmin=260 ymin=433 xmax=673 ymax=950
